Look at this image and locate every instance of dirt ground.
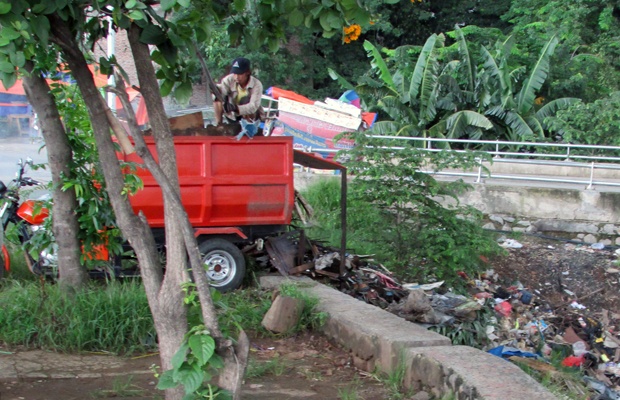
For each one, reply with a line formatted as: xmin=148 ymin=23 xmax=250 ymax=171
xmin=488 ymin=234 xmax=620 ymax=316
xmin=0 ymin=333 xmax=391 ymax=400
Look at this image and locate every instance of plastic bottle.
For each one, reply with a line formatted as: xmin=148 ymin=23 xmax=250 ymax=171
xmin=572 ymin=341 xmax=587 ymax=356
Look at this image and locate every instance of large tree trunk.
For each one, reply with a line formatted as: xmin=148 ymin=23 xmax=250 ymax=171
xmin=21 ymin=61 xmax=87 ymax=290
xmin=127 ymin=24 xmax=247 ymax=399
xmin=48 ymin=16 xmax=180 ymax=400
xmin=126 ymin=25 xmax=187 ymax=397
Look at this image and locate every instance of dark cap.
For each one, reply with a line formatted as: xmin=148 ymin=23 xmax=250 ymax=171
xmin=230 ymin=57 xmax=251 ymax=74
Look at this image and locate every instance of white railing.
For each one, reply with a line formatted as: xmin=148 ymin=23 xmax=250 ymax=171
xmin=303 ymin=136 xmax=620 ymax=190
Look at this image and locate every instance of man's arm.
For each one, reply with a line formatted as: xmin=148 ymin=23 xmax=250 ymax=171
xmin=215 ymin=75 xmax=234 ymax=100
xmin=237 ymin=77 xmax=263 ymax=117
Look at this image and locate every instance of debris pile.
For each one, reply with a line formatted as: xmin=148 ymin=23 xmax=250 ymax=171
xmin=250 ymin=230 xmax=620 ymax=399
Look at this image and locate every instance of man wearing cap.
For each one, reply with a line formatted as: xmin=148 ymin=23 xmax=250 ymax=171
xmin=214 ymin=57 xmax=264 ymax=125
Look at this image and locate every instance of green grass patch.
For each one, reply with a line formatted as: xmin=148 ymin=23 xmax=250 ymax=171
xmin=0 ymin=280 xmax=155 ymax=354
xmin=245 ymin=356 xmax=288 ymax=379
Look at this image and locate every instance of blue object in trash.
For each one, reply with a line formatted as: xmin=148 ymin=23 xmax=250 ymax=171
xmin=235 ymin=119 xmax=260 ymax=140
xmin=487 ymin=345 xmax=540 ymax=359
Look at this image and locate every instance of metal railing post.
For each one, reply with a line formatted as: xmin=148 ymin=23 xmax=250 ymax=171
xmin=587 ymin=162 xmax=595 ymax=189
xmin=476 ymin=158 xmax=483 ymax=183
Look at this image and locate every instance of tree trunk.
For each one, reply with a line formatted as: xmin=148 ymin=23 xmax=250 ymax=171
xmin=21 ymin=61 xmax=87 ymax=290
xmin=48 ymin=16 xmax=180 ymax=400
xmin=127 ymin=25 xmax=188 ymax=393
xmin=126 ymin=24 xmax=248 ymax=399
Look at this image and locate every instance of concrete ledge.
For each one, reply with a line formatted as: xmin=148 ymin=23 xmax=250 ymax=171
xmin=259 ymin=275 xmax=557 ymax=399
xmin=406 ymin=346 xmax=557 ymax=399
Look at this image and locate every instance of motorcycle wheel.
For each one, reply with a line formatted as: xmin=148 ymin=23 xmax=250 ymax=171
xmin=198 ymin=238 xmax=245 ymax=293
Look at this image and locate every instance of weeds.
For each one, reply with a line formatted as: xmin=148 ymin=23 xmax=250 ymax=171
xmin=337 ymin=375 xmax=363 ymax=400
xmin=0 ymin=280 xmax=155 ymax=354
xmin=245 ymin=356 xmax=288 ymax=378
xmin=371 ymin=354 xmax=412 ymax=400
xmin=91 ymin=376 xmax=150 ymax=398
xmin=279 ymin=283 xmax=327 ymax=332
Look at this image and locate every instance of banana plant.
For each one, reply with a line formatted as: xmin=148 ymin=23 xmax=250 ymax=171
xmin=478 ymin=35 xmax=580 ymax=141
xmin=329 ymin=36 xmax=493 ymax=143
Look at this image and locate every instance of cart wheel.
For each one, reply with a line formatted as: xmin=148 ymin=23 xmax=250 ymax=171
xmin=198 ymin=238 xmax=245 ymax=292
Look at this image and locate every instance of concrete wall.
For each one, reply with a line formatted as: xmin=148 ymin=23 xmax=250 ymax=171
xmin=443 ymin=184 xmax=620 ymax=245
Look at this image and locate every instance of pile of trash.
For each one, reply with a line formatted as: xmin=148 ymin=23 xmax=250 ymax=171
xmin=251 ymin=230 xmax=620 ymax=399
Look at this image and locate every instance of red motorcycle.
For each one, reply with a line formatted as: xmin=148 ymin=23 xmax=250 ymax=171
xmin=0 ymin=159 xmax=50 ymax=277
xmin=0 ymin=159 xmax=134 ymax=280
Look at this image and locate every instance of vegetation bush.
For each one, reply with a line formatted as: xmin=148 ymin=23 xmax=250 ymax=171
xmin=301 ymin=139 xmax=503 ymax=288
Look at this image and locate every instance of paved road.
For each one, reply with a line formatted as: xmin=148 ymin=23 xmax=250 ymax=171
xmin=0 ymin=136 xmax=50 ymax=185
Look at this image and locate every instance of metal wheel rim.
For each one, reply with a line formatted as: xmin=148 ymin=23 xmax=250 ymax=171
xmin=203 ymin=250 xmax=236 ymax=287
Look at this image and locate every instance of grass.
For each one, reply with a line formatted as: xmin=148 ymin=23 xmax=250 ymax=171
xmin=0 ymin=279 xmax=155 ymax=354
xmin=512 ymin=349 xmax=590 ymax=400
xmin=337 ymin=376 xmax=363 ymax=400
xmin=245 ymin=356 xmax=288 ymax=378
xmin=91 ymin=376 xmax=153 ymax=398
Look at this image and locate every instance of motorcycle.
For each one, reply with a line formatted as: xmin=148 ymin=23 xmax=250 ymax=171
xmin=0 ymin=158 xmax=51 ymax=278
xmin=0 ymin=159 xmax=139 ymax=280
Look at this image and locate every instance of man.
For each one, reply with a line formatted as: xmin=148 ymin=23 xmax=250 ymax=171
xmin=213 ymin=57 xmax=264 ymax=125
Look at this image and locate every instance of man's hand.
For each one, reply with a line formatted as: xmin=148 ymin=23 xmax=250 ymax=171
xmin=223 ymin=101 xmax=238 ymax=114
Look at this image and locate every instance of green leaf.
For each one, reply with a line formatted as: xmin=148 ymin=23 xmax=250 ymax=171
xmin=176 ymin=365 xmax=203 ymax=395
xmin=177 ymin=0 xmax=190 ymax=7
xmin=319 ymin=10 xmax=340 ymax=31
xmin=160 ymin=0 xmax=176 ymax=11
xmin=139 ymin=24 xmax=166 ymax=45
xmin=289 ymin=9 xmax=304 ymax=27
xmin=0 ymin=60 xmax=13 ymax=73
xmin=516 ymin=36 xmax=558 ymax=115
xmin=267 ymin=37 xmax=279 ymax=53
xmin=125 ymin=0 xmax=137 ymax=8
xmin=0 ymin=71 xmax=16 ymax=90
xmin=188 ymin=334 xmax=215 ymax=366
xmin=156 ymin=370 xmax=178 ymax=390
xmin=174 ymin=80 xmax=192 ymax=104
xmin=363 ymin=41 xmax=394 ymax=91
xmin=159 ymin=79 xmax=174 ymax=97
xmin=127 ymin=10 xmax=144 ymax=21
xmin=159 ymin=40 xmax=178 ymax=65
xmin=310 ymin=5 xmax=323 ymax=18
xmin=31 ymin=14 xmax=50 ymax=45
xmin=0 ymin=3 xmax=10 ymax=14
xmin=1 ymin=27 xmax=20 ymax=41
xmin=9 ymin=51 xmax=24 ymax=68
xmin=327 ymin=68 xmax=355 ymax=90
xmin=171 ymin=343 xmax=189 ymax=369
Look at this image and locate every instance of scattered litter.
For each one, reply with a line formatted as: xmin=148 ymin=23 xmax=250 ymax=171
xmin=402 ymin=281 xmax=444 ymax=291
xmin=570 ymin=301 xmax=587 ymax=309
xmin=591 ymin=243 xmax=606 ymax=250
xmin=501 ymin=239 xmax=523 ymax=249
xmin=606 ymin=268 xmax=620 ymax=274
xmin=494 ymin=301 xmax=512 ymax=317
xmin=488 ymin=345 xmax=540 ymax=359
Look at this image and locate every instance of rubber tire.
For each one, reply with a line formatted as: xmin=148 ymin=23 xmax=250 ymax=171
xmin=198 ymin=238 xmax=245 ymax=292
